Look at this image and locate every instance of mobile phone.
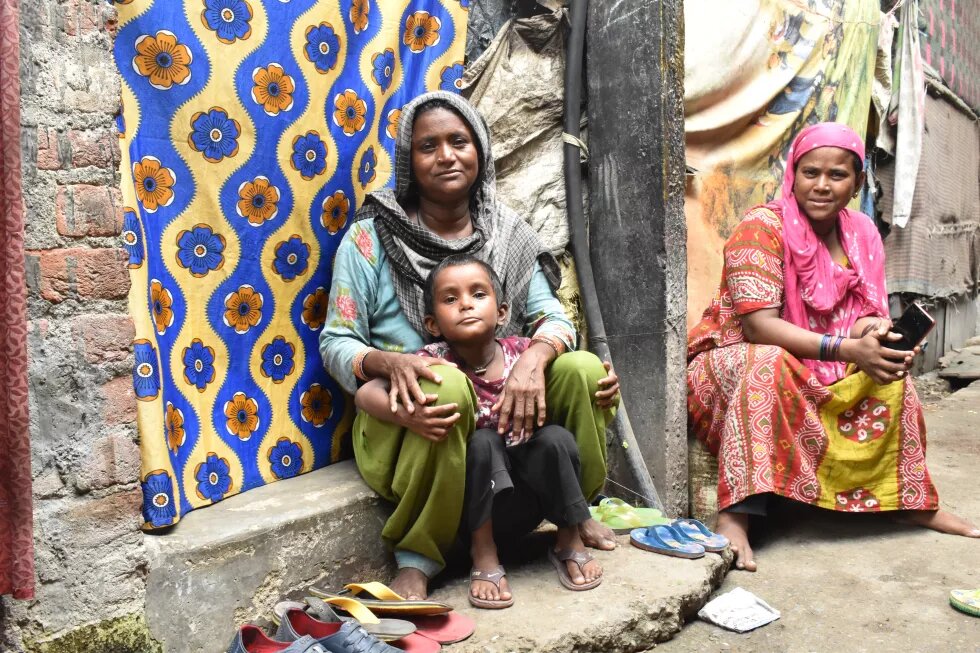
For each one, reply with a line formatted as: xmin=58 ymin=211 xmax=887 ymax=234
xmin=890 ymin=303 xmax=935 ymax=351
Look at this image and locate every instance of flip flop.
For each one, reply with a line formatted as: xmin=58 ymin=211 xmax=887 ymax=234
xmin=310 ymin=581 xmax=452 ymax=616
xmin=391 ymin=633 xmax=442 ymax=653
xmin=548 ymin=548 xmax=602 ymax=591
xmin=467 ymin=566 xmax=514 ymax=610
xmin=670 ymin=518 xmax=729 ymax=552
xmin=295 ymin=596 xmax=418 ymax=642
xmin=589 ymin=497 xmax=670 ymax=534
xmin=949 ymin=589 xmax=980 ymax=617
xmin=630 ymin=525 xmax=706 ymax=559
xmin=408 ymin=613 xmax=476 ymax=644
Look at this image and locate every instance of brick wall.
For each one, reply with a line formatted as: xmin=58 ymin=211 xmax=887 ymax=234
xmin=1 ymin=1 xmax=156 ymax=650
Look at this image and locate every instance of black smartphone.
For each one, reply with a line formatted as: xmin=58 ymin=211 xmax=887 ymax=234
xmin=890 ymin=303 xmax=935 ymax=351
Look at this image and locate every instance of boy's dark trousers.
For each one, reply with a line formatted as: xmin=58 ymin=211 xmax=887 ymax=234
xmin=464 ymin=425 xmax=592 ymax=537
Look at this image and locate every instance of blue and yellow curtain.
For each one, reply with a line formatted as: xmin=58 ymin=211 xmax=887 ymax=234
xmin=112 ymin=0 xmax=469 ymax=529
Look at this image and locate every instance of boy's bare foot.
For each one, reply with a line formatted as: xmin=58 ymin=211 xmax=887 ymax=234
xmin=556 ymin=526 xmax=603 ymax=585
xmin=715 ymin=511 xmax=757 ymax=571
xmin=389 ymin=567 xmax=428 ymax=600
xmin=897 ymin=509 xmax=980 ymax=537
xmin=579 ymin=517 xmax=616 ymax=551
xmin=470 ymin=521 xmax=512 ymax=604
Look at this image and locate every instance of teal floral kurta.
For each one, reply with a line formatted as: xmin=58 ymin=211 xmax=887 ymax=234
xmin=319 ymin=218 xmax=576 ymax=393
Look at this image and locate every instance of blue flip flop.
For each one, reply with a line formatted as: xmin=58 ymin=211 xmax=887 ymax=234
xmin=670 ymin=518 xmax=729 ymax=553
xmin=630 ymin=524 xmax=706 ymax=559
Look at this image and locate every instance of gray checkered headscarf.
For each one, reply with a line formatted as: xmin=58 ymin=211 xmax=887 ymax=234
xmin=356 ymin=91 xmax=560 ymax=338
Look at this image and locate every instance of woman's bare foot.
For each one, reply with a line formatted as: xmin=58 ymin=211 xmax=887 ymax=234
xmin=556 ymin=526 xmax=603 ymax=585
xmin=578 ymin=517 xmax=616 ymax=551
xmin=389 ymin=567 xmax=428 ymax=601
xmin=898 ymin=509 xmax=980 ymax=537
xmin=715 ymin=511 xmax=757 ymax=571
xmin=470 ymin=521 xmax=512 ymax=604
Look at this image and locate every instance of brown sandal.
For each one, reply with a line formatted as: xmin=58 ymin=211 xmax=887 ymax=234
xmin=468 ymin=566 xmax=514 ymax=609
xmin=548 ymin=548 xmax=602 ymax=591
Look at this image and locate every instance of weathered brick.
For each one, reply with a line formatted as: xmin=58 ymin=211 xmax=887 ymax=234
xmin=68 ymin=129 xmax=118 ymax=169
xmin=72 ymin=313 xmax=135 ymax=364
xmin=63 ymin=488 xmax=142 ymax=549
xmin=100 ymin=376 xmax=137 ymax=426
xmin=56 ymin=184 xmax=124 ymax=237
xmin=62 ymin=0 xmax=112 ymax=37
xmin=75 ymin=432 xmax=141 ymax=491
xmin=36 ymin=127 xmax=66 ymax=171
xmin=28 ymin=247 xmax=131 ymax=302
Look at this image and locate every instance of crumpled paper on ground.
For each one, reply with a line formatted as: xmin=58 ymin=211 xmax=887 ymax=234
xmin=697 ymin=587 xmax=781 ymax=633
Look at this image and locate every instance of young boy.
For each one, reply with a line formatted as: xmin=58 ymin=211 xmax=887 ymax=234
xmin=355 ymin=254 xmax=603 ymax=609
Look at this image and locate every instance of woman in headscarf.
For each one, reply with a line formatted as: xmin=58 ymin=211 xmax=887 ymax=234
xmin=688 ymin=123 xmax=979 ymax=571
xmin=320 ymin=92 xmax=620 ymax=602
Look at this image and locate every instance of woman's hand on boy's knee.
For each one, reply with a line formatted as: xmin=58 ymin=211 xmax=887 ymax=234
xmin=595 ymin=361 xmax=621 ymax=409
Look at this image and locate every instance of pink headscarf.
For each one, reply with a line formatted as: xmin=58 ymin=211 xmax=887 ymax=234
xmin=768 ymin=123 xmax=888 ymax=384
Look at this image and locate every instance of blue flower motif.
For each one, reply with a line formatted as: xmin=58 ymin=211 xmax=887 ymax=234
xmin=304 ymin=22 xmax=340 ymax=74
xmin=291 ymin=131 xmax=328 ymax=180
xmin=133 ymin=340 xmax=161 ymax=401
xmin=176 ymin=224 xmax=226 ymax=277
xmin=272 ymin=235 xmax=311 ymax=281
xmin=182 ymin=339 xmax=216 ymax=392
xmin=189 ymin=107 xmax=241 ymax=163
xmin=439 ymin=63 xmax=465 ymax=93
xmin=268 ymin=438 xmax=303 ymax=479
xmin=195 ymin=453 xmax=232 ymax=503
xmin=358 ymin=146 xmax=377 ymax=188
xmin=141 ymin=470 xmax=177 ymax=528
xmin=458 ymin=0 xmax=471 ymax=7
xmin=201 ymin=0 xmax=253 ymax=44
xmin=371 ymin=49 xmax=395 ymax=93
xmin=121 ymin=208 xmax=144 ymax=269
xmin=260 ymin=336 xmax=295 ymax=383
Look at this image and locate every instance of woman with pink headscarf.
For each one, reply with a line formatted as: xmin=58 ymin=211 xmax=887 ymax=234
xmin=687 ymin=123 xmax=979 ymax=571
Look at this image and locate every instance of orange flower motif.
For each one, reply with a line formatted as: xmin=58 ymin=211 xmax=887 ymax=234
xmin=333 ymin=90 xmax=367 ymax=136
xmin=300 ymin=384 xmax=333 ymax=427
xmin=224 ymin=392 xmax=260 ymax=440
xmin=301 ymin=287 xmax=328 ymax=331
xmin=150 ymin=279 xmax=175 ymax=335
xmin=165 ymin=402 xmax=185 ymax=454
xmin=132 ymin=31 xmax=193 ymax=90
xmin=321 ymin=190 xmax=350 ymax=234
xmin=386 ymin=108 xmax=401 ymax=140
xmin=223 ymin=285 xmax=263 ymax=334
xmin=403 ymin=11 xmax=441 ymax=53
xmin=236 ymin=176 xmax=280 ymax=225
xmin=133 ymin=156 xmax=176 ymax=213
xmin=251 ymin=63 xmax=295 ymax=116
xmin=350 ymin=0 xmax=369 ymax=34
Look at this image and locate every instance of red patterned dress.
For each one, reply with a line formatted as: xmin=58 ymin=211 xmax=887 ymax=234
xmin=688 ymin=207 xmax=939 ymax=513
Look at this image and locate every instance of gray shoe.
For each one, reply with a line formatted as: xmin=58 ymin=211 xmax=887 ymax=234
xmin=274 ymin=610 xmax=404 ymax=653
xmin=226 ymin=625 xmax=325 ymax=653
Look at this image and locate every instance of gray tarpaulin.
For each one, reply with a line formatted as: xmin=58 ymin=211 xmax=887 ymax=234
xmin=461 ymin=1 xmax=572 ymax=257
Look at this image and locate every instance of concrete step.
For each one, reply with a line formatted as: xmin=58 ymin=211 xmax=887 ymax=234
xmin=143 ymin=461 xmax=391 ymax=653
xmin=428 ymin=533 xmax=730 ymax=653
xmin=143 ymin=460 xmax=730 ymax=652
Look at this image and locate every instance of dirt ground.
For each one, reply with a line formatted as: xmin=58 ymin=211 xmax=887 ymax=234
xmin=653 ymin=379 xmax=980 ymax=653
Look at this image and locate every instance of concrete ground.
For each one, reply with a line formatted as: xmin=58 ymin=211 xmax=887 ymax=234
xmin=654 ymin=380 xmax=980 ymax=653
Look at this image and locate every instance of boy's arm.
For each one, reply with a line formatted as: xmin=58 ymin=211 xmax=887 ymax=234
xmin=354 ymin=379 xmax=395 ymax=421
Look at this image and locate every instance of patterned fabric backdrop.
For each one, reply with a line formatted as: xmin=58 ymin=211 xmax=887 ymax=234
xmin=113 ymin=0 xmax=468 ymax=529
xmin=683 ymin=0 xmax=879 ymax=326
xmin=919 ymin=0 xmax=979 ymax=113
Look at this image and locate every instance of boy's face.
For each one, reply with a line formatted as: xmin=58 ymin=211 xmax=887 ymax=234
xmin=424 ymin=263 xmax=507 ymax=344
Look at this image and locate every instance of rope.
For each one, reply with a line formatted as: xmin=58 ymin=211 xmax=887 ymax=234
xmin=562 ymin=132 xmax=589 ymax=163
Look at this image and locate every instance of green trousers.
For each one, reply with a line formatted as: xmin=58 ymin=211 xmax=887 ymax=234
xmin=352 ymin=350 xmax=613 ymax=575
